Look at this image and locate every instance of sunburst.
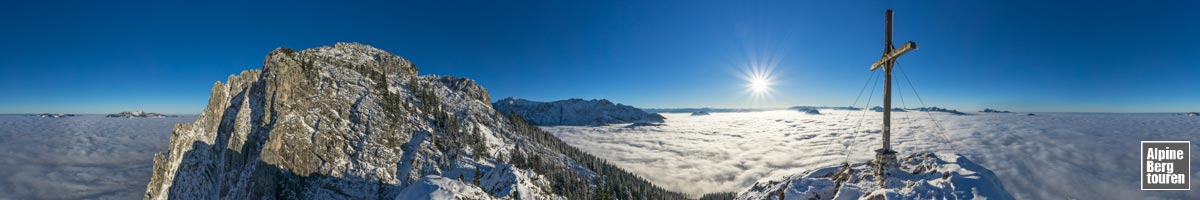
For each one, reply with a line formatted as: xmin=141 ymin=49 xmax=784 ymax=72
xmin=740 ymin=64 xmax=776 ymax=101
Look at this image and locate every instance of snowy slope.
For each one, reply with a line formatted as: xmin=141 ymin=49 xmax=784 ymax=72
xmin=493 ymin=97 xmax=665 ymax=126
xmin=395 ymin=175 xmax=493 ymax=200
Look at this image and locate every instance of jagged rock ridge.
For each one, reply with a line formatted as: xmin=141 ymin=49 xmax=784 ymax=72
xmin=492 ymin=97 xmax=665 ymax=126
xmin=144 ymin=43 xmax=691 ymax=199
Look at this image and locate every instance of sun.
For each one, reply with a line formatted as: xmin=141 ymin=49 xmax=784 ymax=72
xmin=749 ymin=76 xmax=771 ymax=94
xmin=741 ymin=66 xmax=775 ymax=100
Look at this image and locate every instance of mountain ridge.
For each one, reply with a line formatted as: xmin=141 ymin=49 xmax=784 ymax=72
xmin=143 ymin=43 xmax=693 ymax=199
xmin=492 ymin=97 xmax=665 ymax=126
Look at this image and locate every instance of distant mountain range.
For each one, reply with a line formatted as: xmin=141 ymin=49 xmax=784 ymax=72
xmin=32 ymin=113 xmax=79 ymax=118
xmin=105 ymin=111 xmax=177 ymax=118
xmin=645 ymin=108 xmax=787 ymax=113
xmin=493 ymin=97 xmax=664 ymax=126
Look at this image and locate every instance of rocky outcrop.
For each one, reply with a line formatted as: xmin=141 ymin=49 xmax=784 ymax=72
xmin=492 ymin=97 xmax=665 ymax=126
xmin=737 ymin=153 xmax=1012 ymax=200
xmin=144 ymin=43 xmax=689 ymax=200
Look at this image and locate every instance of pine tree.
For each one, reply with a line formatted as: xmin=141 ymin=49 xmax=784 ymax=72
xmin=473 ymin=168 xmax=482 ymax=186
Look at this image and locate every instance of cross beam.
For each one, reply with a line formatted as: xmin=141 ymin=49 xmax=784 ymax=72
xmin=871 ymin=42 xmax=917 ymax=71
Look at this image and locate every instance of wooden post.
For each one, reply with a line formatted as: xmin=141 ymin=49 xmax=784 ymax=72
xmin=882 ymin=9 xmax=893 ymax=151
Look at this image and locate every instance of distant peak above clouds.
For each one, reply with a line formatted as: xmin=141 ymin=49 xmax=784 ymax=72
xmin=493 ymin=97 xmax=664 ymax=126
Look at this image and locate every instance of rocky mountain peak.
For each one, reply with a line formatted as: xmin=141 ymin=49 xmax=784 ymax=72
xmin=143 ymin=43 xmax=691 ymax=200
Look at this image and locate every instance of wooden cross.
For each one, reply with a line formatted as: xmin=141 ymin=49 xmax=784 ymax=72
xmin=871 ymin=9 xmax=917 ymax=184
xmin=872 ymin=9 xmax=917 ymax=154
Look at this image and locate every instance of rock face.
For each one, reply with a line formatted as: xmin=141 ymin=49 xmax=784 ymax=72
xmin=737 ymin=152 xmax=1013 ymax=200
xmin=144 ymin=43 xmax=690 ymax=200
xmin=491 ymin=97 xmax=665 ymax=126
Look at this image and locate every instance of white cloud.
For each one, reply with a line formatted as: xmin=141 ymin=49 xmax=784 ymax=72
xmin=543 ymin=110 xmax=1200 ymax=199
xmin=0 ymin=115 xmax=194 ymax=199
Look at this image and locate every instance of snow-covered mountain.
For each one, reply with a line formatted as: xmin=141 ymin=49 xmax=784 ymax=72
xmin=492 ymin=97 xmax=665 ymax=126
xmin=143 ymin=43 xmax=691 ymax=200
xmin=910 ymin=107 xmax=966 ymax=115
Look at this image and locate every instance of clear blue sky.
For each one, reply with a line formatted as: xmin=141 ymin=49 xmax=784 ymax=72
xmin=1 ymin=0 xmax=1197 ymax=114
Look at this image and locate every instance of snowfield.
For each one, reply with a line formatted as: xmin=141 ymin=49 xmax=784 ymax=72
xmin=543 ymin=110 xmax=1200 ymax=199
xmin=0 ymin=115 xmax=196 ymax=199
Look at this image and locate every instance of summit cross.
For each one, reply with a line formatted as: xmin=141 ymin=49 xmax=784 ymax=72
xmin=870 ymin=9 xmax=918 ymax=185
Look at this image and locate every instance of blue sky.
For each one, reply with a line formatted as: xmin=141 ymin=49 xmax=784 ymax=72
xmin=1 ymin=0 xmax=1197 ymax=114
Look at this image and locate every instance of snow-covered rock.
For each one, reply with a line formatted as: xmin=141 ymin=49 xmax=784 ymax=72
xmin=492 ymin=97 xmax=665 ymax=126
xmin=737 ymin=152 xmax=1012 ymax=200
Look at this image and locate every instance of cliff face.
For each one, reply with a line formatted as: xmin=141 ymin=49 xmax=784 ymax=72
xmin=143 ymin=43 xmax=536 ymax=199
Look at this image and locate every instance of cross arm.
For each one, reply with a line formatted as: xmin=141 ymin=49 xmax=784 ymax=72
xmin=870 ymin=41 xmax=918 ymax=71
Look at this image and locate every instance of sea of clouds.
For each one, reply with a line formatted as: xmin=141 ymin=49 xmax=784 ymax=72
xmin=0 ymin=115 xmax=195 ymax=199
xmin=1 ymin=110 xmax=1196 ymax=199
xmin=543 ymin=110 xmax=1200 ymax=199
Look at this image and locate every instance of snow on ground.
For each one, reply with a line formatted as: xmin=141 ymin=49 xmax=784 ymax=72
xmin=737 ymin=152 xmax=1012 ymax=199
xmin=395 ymin=175 xmax=493 ymax=200
xmin=543 ymin=110 xmax=1200 ymax=199
xmin=0 ymin=115 xmax=195 ymax=199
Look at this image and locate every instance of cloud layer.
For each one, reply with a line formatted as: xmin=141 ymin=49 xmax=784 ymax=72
xmin=544 ymin=111 xmax=1200 ymax=199
xmin=0 ymin=115 xmax=195 ymax=199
